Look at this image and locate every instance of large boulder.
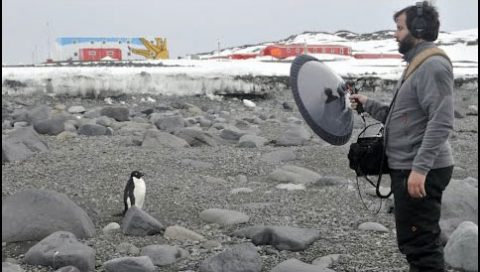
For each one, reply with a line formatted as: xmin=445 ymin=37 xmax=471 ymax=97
xmin=199 ymin=243 xmax=261 ymax=272
xmin=2 ymin=127 xmax=49 ymax=163
xmin=440 ymin=178 xmax=478 ymax=238
xmin=25 ymin=231 xmax=95 ymax=272
xmin=444 ymin=221 xmax=478 ymax=272
xmin=121 ymin=207 xmax=165 ymax=236
xmin=103 ymin=256 xmax=155 ymax=272
xmin=2 ymin=189 xmax=95 ymax=242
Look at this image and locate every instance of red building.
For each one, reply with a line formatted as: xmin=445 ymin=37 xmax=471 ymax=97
xmin=261 ymin=44 xmax=352 ymax=59
xmin=79 ymin=48 xmax=122 ymax=61
xmin=229 ymin=53 xmax=259 ymax=60
xmin=353 ymin=53 xmax=402 ymax=59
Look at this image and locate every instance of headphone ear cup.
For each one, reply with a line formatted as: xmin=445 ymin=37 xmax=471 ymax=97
xmin=411 ymin=17 xmax=427 ymax=38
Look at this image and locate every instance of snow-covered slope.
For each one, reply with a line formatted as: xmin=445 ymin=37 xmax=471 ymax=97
xmin=2 ymin=29 xmax=477 ymax=97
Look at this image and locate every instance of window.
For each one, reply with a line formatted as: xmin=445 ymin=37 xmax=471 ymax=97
xmin=89 ymin=51 xmax=96 ymax=56
xmin=74 ymin=52 xmax=78 ymax=56
xmin=107 ymin=51 xmax=114 ymax=56
xmin=91 ymin=41 xmax=94 ymax=44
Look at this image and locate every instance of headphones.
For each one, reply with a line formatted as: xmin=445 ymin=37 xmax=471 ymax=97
xmin=411 ymin=1 xmax=428 ymax=38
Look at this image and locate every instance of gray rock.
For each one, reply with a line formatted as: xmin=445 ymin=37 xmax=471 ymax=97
xmin=274 ymin=125 xmax=311 ymax=146
xmin=466 ymin=105 xmax=478 ymax=116
xmin=2 ymin=262 xmax=24 ymax=272
xmin=141 ymin=130 xmax=190 ymax=149
xmin=268 ymin=165 xmax=321 ymax=186
xmin=33 ymin=117 xmax=67 ymax=135
xmin=77 ymin=124 xmax=111 ymax=136
xmin=444 ymin=221 xmax=478 ymax=272
xmin=68 ymin=106 xmax=86 ymax=114
xmin=358 ymin=222 xmax=389 ymax=232
xmin=102 ymin=222 xmax=121 ymax=234
xmin=154 ymin=115 xmax=185 ymax=132
xmin=199 ymin=243 xmax=261 ymax=272
xmin=54 ymin=266 xmax=81 ymax=272
xmin=2 ymin=127 xmax=49 ymax=163
xmin=440 ymin=179 xmax=478 ymax=237
xmin=2 ymin=189 xmax=95 ymax=242
xmin=121 ymin=207 xmax=165 ymax=236
xmin=238 ymin=134 xmax=268 ymax=148
xmin=272 ymin=258 xmax=335 ymax=272
xmin=199 ymin=208 xmax=249 ymax=225
xmin=220 ymin=126 xmax=248 ymax=141
xmin=95 ymin=116 xmax=116 ymax=127
xmin=312 ymin=254 xmax=343 ymax=268
xmin=174 ymin=128 xmax=219 ymax=147
xmin=103 ymin=256 xmax=155 ymax=272
xmin=141 ymin=244 xmax=188 ymax=266
xmin=164 ymin=225 xmax=205 ymax=241
xmin=25 ymin=231 xmax=95 ymax=272
xmin=13 ymin=105 xmax=51 ymax=125
xmin=115 ymin=242 xmax=140 ymax=255
xmin=100 ymin=106 xmax=130 ymax=121
xmin=233 ymin=225 xmax=321 ymax=251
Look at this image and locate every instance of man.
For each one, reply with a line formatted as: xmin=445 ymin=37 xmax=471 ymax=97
xmin=350 ymin=2 xmax=454 ymax=272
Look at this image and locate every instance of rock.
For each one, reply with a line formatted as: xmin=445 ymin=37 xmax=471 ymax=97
xmin=268 ymin=165 xmax=321 ymax=186
xmin=312 ymin=254 xmax=343 ymax=268
xmin=272 ymin=258 xmax=335 ymax=272
xmin=199 ymin=208 xmax=249 ymax=225
xmin=466 ymin=105 xmax=478 ymax=116
xmin=2 ymin=262 xmax=24 ymax=272
xmin=25 ymin=231 xmax=95 ymax=272
xmin=199 ymin=243 xmax=261 ymax=272
xmin=164 ymin=225 xmax=205 ymax=241
xmin=68 ymin=106 xmax=86 ymax=114
xmin=358 ymin=222 xmax=389 ymax=232
xmin=54 ymin=266 xmax=81 ymax=272
xmin=174 ymin=128 xmax=219 ymax=147
xmin=154 ymin=115 xmax=185 ymax=132
xmin=140 ymin=245 xmax=188 ymax=266
xmin=2 ymin=189 xmax=95 ymax=242
xmin=12 ymin=105 xmax=51 ymax=125
xmin=141 ymin=130 xmax=190 ymax=149
xmin=103 ymin=256 xmax=155 ymax=272
xmin=2 ymin=127 xmax=49 ymax=163
xmin=100 ymin=106 xmax=130 ymax=121
xmin=274 ymin=125 xmax=311 ymax=146
xmin=220 ymin=126 xmax=249 ymax=141
xmin=444 ymin=221 xmax=478 ymax=272
xmin=115 ymin=242 xmax=140 ymax=255
xmin=233 ymin=225 xmax=321 ymax=251
xmin=440 ymin=178 xmax=478 ymax=238
xmin=121 ymin=207 xmax=165 ymax=236
xmin=238 ymin=135 xmax=268 ymax=148
xmin=33 ymin=117 xmax=67 ymax=135
xmin=77 ymin=124 xmax=111 ymax=136
xmin=102 ymin=222 xmax=121 ymax=234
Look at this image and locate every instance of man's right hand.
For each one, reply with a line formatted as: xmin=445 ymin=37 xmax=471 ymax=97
xmin=349 ymin=94 xmax=368 ymax=111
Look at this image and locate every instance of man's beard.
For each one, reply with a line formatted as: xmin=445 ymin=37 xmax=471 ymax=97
xmin=398 ymin=34 xmax=416 ymax=54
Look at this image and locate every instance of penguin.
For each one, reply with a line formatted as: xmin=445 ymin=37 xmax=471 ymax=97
xmin=122 ymin=170 xmax=146 ymax=215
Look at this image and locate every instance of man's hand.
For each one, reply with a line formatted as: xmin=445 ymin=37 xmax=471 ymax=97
xmin=349 ymin=94 xmax=368 ymax=111
xmin=407 ymin=170 xmax=427 ymax=198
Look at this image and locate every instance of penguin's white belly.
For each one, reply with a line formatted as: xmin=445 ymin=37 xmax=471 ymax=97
xmin=127 ymin=177 xmax=146 ymax=209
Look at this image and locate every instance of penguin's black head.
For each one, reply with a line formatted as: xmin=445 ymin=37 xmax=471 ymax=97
xmin=131 ymin=171 xmax=144 ymax=179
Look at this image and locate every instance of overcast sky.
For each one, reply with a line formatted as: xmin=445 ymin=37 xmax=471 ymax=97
xmin=2 ymin=0 xmax=478 ymax=64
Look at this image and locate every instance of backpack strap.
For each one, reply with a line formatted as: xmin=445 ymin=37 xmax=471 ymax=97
xmin=404 ymin=47 xmax=451 ymax=81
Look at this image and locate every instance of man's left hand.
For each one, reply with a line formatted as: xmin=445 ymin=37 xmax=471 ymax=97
xmin=407 ymin=170 xmax=427 ymax=198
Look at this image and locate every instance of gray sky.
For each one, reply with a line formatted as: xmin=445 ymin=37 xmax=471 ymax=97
xmin=2 ymin=0 xmax=478 ymax=64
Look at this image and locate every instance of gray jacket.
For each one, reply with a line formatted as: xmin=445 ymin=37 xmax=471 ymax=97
xmin=364 ymin=42 xmax=454 ymax=175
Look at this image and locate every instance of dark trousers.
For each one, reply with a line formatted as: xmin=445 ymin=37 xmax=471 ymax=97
xmin=390 ymin=166 xmax=453 ymax=272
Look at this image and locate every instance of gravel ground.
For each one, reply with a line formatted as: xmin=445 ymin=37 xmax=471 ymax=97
xmin=2 ymin=86 xmax=477 ymax=272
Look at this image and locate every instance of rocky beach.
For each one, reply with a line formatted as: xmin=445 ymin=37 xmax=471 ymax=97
xmin=2 ymin=81 xmax=478 ymax=271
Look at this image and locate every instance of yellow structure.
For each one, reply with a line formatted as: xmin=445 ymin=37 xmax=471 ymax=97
xmin=128 ymin=37 xmax=169 ymax=59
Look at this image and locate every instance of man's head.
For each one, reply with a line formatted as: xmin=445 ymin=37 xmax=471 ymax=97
xmin=393 ymin=1 xmax=440 ymax=54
